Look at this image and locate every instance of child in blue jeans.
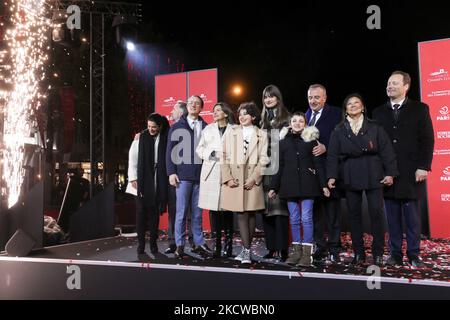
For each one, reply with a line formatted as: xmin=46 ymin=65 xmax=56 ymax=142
xmin=269 ymin=112 xmax=329 ymax=266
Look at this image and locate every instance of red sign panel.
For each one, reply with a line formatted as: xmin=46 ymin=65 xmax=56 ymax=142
xmin=155 ymin=69 xmax=217 ymax=125
xmin=419 ymin=38 xmax=450 ymax=238
xmin=155 ymin=72 xmax=187 ymax=124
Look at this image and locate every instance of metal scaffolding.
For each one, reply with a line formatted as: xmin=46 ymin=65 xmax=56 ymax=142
xmin=54 ymin=0 xmax=141 ymax=197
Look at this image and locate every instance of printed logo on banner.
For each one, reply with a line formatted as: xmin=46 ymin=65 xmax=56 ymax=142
xmin=434 ymin=149 xmax=450 ymax=156
xmin=198 ymin=93 xmax=214 ymax=117
xmin=441 ymin=166 xmax=450 ymax=181
xmin=428 ymin=90 xmax=450 ymax=98
xmin=198 ymin=93 xmax=213 ymax=105
xmin=428 ymin=68 xmax=450 ymax=83
xmin=164 ymin=97 xmax=176 ymax=103
xmin=441 ymin=194 xmax=450 ymax=202
xmin=437 ymin=106 xmax=450 ymax=121
xmin=437 ymin=131 xmax=450 ymax=139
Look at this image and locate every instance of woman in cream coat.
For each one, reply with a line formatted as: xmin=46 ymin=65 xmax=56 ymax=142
xmin=221 ymin=102 xmax=269 ymax=264
xmin=197 ymin=102 xmax=236 ymax=258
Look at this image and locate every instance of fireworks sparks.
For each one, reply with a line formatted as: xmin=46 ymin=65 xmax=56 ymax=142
xmin=2 ymin=0 xmax=50 ymax=208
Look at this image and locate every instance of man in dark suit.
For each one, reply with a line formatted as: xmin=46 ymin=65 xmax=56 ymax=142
xmin=305 ymin=84 xmax=342 ymax=262
xmin=136 ymin=113 xmax=169 ymax=255
xmin=166 ymin=95 xmax=211 ymax=258
xmin=372 ymin=71 xmax=434 ymax=267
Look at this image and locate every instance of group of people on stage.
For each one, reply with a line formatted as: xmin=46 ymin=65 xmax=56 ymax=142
xmin=127 ymin=70 xmax=434 ymax=268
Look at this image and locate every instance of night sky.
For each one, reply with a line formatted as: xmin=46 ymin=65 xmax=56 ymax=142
xmin=139 ymin=0 xmax=450 ymax=114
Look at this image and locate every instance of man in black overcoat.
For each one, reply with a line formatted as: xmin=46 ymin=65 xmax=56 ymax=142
xmin=136 ymin=113 xmax=169 ymax=254
xmin=372 ymin=71 xmax=434 ymax=267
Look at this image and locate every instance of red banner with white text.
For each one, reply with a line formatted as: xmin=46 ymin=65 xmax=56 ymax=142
xmin=155 ymin=72 xmax=187 ymax=125
xmin=155 ymin=69 xmax=217 ymax=125
xmin=419 ymin=38 xmax=450 ymax=238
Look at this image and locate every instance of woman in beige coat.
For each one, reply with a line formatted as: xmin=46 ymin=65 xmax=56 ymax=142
xmin=197 ymin=102 xmax=236 ymax=258
xmin=221 ymin=102 xmax=269 ymax=264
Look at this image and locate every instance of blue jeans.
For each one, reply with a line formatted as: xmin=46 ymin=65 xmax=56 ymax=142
xmin=385 ymin=199 xmax=421 ymax=259
xmin=287 ymin=200 xmax=314 ymax=244
xmin=175 ymin=181 xmax=205 ymax=247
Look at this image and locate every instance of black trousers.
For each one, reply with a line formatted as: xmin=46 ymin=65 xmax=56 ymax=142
xmin=313 ymin=197 xmax=341 ymax=254
xmin=345 ymin=188 xmax=386 ymax=257
xmin=262 ymin=215 xmax=289 ymax=251
xmin=210 ymin=210 xmax=234 ymax=236
xmin=135 ymin=197 xmax=160 ymax=247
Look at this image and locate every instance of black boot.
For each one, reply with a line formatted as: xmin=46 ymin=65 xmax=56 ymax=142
xmin=224 ymin=229 xmax=233 ymax=257
xmin=137 ymin=241 xmax=145 ymax=254
xmin=213 ymin=231 xmax=222 ymax=258
xmin=150 ymin=239 xmax=158 ymax=254
xmin=280 ymin=249 xmax=288 ymax=262
xmin=263 ymin=250 xmax=277 ymax=259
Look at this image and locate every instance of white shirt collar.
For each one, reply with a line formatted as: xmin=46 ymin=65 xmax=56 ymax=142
xmin=187 ymin=116 xmax=197 ymax=128
xmin=390 ymin=98 xmax=406 ymax=109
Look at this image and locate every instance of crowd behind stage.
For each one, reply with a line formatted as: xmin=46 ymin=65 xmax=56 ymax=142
xmin=127 ymin=70 xmax=434 ymax=268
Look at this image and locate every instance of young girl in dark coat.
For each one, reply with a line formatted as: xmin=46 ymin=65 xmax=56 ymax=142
xmin=269 ymin=112 xmax=330 ymax=266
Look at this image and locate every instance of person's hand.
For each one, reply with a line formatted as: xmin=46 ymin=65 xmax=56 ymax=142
xmin=328 ymin=178 xmax=336 ymax=189
xmin=323 ymin=187 xmax=330 ymax=197
xmin=134 ymin=133 xmax=140 ymax=140
xmin=313 ymin=142 xmax=326 ymax=157
xmin=131 ymin=180 xmax=137 ymax=189
xmin=169 ymin=174 xmax=180 ymax=187
xmin=244 ymin=179 xmax=256 ymax=190
xmin=415 ymin=169 xmax=428 ymax=182
xmin=380 ymin=176 xmax=394 ymax=186
xmin=226 ymin=179 xmax=239 ymax=188
xmin=268 ymin=190 xmax=277 ymax=199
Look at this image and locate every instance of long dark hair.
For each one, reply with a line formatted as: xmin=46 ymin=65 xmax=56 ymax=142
xmin=147 ymin=112 xmax=169 ymax=134
xmin=214 ymin=102 xmax=236 ymax=125
xmin=260 ymin=84 xmax=290 ymax=130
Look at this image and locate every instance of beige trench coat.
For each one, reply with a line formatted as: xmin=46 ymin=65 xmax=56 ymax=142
xmin=220 ymin=125 xmax=269 ymax=212
xmin=196 ymin=123 xmax=231 ymax=211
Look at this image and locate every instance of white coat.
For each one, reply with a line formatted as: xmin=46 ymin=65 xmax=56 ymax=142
xmin=196 ymin=123 xmax=232 ymax=211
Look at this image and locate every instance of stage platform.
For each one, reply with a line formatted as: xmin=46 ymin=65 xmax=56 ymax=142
xmin=0 ymin=234 xmax=449 ymax=299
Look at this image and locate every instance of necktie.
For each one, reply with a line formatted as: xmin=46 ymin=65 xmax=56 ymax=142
xmin=393 ymin=104 xmax=400 ymax=122
xmin=193 ymin=120 xmax=200 ymax=138
xmin=309 ymin=111 xmax=319 ymax=126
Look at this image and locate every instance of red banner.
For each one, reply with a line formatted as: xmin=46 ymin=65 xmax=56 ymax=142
xmin=155 ymin=69 xmax=217 ymax=125
xmin=188 ymin=69 xmax=218 ymax=124
xmin=155 ymin=72 xmax=187 ymax=124
xmin=419 ymin=38 xmax=450 ymax=238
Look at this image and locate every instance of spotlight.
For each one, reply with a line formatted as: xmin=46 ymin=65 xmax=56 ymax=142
xmin=112 ymin=14 xmax=138 ymax=48
xmin=126 ymin=41 xmax=135 ymax=51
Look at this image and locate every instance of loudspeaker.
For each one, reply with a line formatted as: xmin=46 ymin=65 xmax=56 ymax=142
xmin=5 ymin=229 xmax=36 ymax=257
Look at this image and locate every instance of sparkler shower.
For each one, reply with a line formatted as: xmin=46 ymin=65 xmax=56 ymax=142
xmin=2 ymin=0 xmax=50 ymax=208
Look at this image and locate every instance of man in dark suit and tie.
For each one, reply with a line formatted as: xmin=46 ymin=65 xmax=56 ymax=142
xmin=305 ymin=84 xmax=342 ymax=262
xmin=372 ymin=71 xmax=434 ymax=267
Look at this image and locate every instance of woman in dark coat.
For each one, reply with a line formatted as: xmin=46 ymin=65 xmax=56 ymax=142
xmin=269 ymin=112 xmax=330 ymax=267
xmin=260 ymin=84 xmax=291 ymax=261
xmin=136 ymin=113 xmax=169 ymax=255
xmin=327 ymin=94 xmax=398 ymax=266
